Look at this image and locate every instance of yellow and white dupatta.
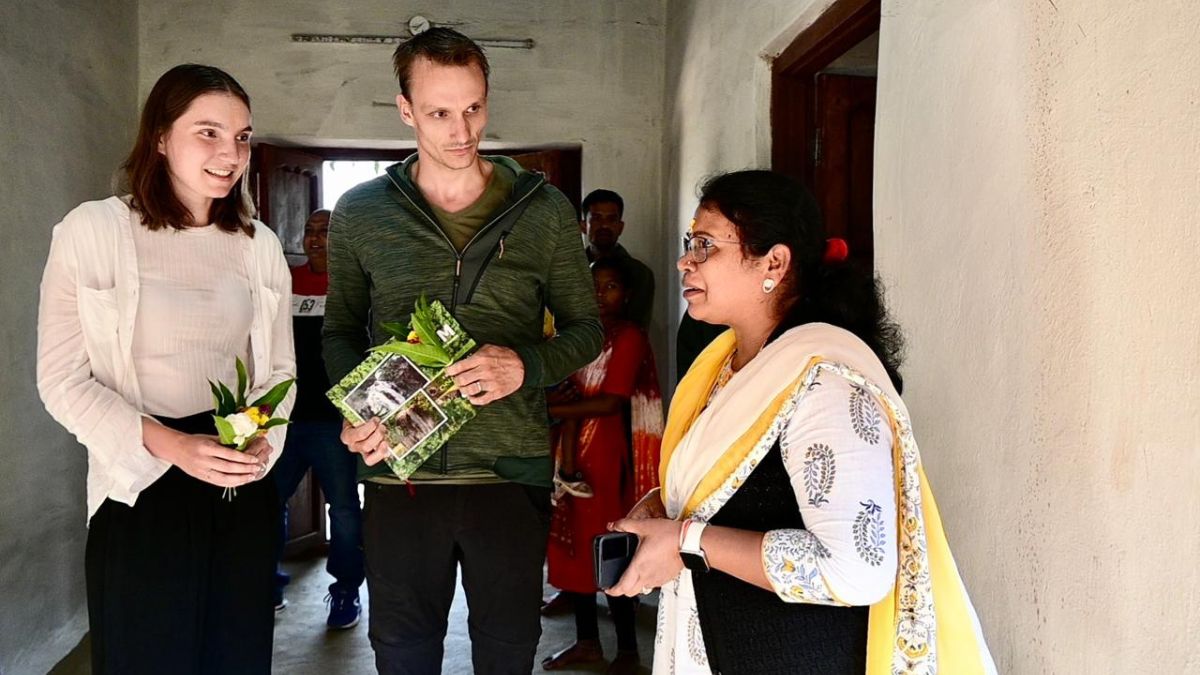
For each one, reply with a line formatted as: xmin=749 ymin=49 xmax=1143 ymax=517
xmin=658 ymin=324 xmax=995 ymax=674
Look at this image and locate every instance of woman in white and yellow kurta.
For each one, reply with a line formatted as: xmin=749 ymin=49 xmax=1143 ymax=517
xmin=607 ymin=170 xmax=995 ymax=674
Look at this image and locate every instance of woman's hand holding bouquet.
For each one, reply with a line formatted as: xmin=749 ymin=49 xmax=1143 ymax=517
xmin=142 ymin=422 xmax=267 ymax=489
xmin=206 ymin=357 xmax=295 ymax=499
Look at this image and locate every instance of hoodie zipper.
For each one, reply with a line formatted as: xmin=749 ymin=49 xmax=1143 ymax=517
xmin=387 ymin=173 xmax=463 ymax=311
xmin=386 ymin=168 xmax=544 ymax=474
xmin=387 ymin=171 xmax=543 ymax=312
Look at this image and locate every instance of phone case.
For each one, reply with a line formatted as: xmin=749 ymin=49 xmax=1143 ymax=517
xmin=593 ymin=532 xmax=639 ymax=590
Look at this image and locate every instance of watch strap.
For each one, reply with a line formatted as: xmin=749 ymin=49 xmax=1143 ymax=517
xmin=680 ymin=520 xmax=707 ymax=554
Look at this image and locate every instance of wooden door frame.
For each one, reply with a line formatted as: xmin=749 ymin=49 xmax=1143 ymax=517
xmin=771 ymin=0 xmax=881 ymax=185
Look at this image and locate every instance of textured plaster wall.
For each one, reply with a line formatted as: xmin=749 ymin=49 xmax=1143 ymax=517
xmin=661 ymin=0 xmax=836 ymax=383
xmin=666 ymin=0 xmax=1200 ymax=671
xmin=0 ymin=1 xmax=139 ymax=673
xmin=139 ymin=0 xmax=671 ymax=355
xmin=875 ymin=1 xmax=1200 ymax=671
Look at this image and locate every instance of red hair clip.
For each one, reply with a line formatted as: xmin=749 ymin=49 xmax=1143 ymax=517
xmin=823 ymin=238 xmax=849 ymax=264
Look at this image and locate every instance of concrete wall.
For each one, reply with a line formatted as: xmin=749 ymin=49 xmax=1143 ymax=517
xmin=661 ymin=0 xmax=837 ymax=383
xmin=874 ymin=1 xmax=1200 ymax=671
xmin=138 ymin=0 xmax=671 ymax=357
xmin=665 ymin=0 xmax=1200 ymax=672
xmin=0 ymin=1 xmax=139 ymax=673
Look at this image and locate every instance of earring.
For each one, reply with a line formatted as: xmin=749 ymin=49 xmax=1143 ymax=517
xmin=762 ymin=278 xmax=776 ymax=294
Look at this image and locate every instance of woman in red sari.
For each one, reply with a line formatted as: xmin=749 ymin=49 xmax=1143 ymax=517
xmin=541 ymin=257 xmax=663 ymax=674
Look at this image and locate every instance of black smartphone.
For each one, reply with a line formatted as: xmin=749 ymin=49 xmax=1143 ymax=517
xmin=593 ymin=532 xmax=639 ymax=591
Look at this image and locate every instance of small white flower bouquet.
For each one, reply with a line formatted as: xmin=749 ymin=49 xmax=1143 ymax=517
xmin=210 ymin=357 xmax=295 ymax=498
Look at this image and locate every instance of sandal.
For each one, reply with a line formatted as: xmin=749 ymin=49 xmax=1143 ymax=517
xmin=541 ymin=639 xmax=604 ymax=670
xmin=554 ymin=470 xmax=594 ymax=498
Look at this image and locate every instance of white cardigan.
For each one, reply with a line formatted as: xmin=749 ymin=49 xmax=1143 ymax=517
xmin=37 ymin=196 xmax=296 ymax=521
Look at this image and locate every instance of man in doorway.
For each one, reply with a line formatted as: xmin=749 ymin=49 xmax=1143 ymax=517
xmin=581 ymin=189 xmax=655 ymax=328
xmin=323 ymin=27 xmax=602 ymax=674
xmin=271 ymin=209 xmax=365 ymax=629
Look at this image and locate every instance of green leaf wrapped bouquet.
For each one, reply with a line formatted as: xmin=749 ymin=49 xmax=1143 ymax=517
xmin=326 ymin=295 xmax=477 ymax=481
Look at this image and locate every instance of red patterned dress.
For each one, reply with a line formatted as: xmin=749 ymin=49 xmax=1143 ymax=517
xmin=547 ymin=320 xmax=663 ymax=592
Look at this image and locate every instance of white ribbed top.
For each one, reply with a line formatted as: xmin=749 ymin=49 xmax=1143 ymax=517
xmin=130 ymin=224 xmax=254 ymax=418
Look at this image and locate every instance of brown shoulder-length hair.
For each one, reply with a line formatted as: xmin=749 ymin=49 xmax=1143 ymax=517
xmin=121 ymin=64 xmax=256 ymax=236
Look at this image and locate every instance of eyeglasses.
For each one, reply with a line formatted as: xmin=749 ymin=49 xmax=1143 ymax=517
xmin=682 ymin=232 xmax=741 ymax=264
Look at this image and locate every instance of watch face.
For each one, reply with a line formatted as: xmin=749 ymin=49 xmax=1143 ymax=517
xmin=681 ymin=550 xmax=709 ymax=573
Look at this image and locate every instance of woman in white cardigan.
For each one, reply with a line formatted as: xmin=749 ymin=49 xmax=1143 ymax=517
xmin=37 ymin=64 xmax=294 ymax=675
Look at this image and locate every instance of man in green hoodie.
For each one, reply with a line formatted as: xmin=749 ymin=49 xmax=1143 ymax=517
xmin=325 ymin=27 xmax=602 ymax=675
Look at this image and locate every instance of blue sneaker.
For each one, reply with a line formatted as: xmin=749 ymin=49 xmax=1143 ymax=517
xmin=326 ymin=588 xmax=361 ymax=629
xmin=273 ymin=570 xmax=290 ymax=613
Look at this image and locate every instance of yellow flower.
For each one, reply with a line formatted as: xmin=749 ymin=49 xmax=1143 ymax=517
xmin=244 ymin=406 xmax=270 ymax=426
xmin=406 ymin=330 xmax=421 ymax=344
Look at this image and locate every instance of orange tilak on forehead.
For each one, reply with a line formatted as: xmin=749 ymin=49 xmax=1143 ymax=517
xmin=688 ymin=218 xmax=696 ymax=233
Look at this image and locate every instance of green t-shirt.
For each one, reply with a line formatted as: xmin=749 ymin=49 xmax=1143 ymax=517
xmin=427 ymin=164 xmax=517 ymax=252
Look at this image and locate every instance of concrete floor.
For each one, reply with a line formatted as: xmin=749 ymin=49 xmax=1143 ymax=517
xmin=54 ymin=552 xmax=658 ymax=674
xmin=274 ymin=553 xmax=657 ymax=674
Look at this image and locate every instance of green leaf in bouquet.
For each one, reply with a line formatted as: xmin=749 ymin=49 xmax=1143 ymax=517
xmin=250 ymin=378 xmax=295 ymax=410
xmin=209 ymin=381 xmax=224 ymax=414
xmin=212 ymin=414 xmax=238 ymax=447
xmin=410 ymin=295 xmax=447 ymax=352
xmin=261 ymin=418 xmax=290 ymax=430
xmin=423 ymin=296 xmax=475 ymax=360
xmin=380 ymin=321 xmax=410 ymax=339
xmin=409 ymin=311 xmax=438 ymax=349
xmin=235 ymin=357 xmax=248 ymax=408
xmin=217 ymin=381 xmax=237 ymax=415
xmin=370 ymin=340 xmax=451 ymax=368
xmin=210 ymin=380 xmax=235 ymax=416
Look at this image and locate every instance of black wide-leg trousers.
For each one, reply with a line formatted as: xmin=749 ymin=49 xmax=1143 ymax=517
xmin=85 ymin=413 xmax=279 ymax=675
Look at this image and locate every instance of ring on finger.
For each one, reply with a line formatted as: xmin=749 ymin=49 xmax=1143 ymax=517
xmin=474 ymin=382 xmax=485 ymax=395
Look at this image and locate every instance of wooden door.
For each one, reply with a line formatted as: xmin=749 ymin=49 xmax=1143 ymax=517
xmin=253 ymin=144 xmax=323 ymax=255
xmin=250 ymin=142 xmax=327 ymax=556
xmin=771 ymin=0 xmax=880 ymax=266
xmin=508 ymin=148 xmax=583 ymax=215
xmin=813 ymin=73 xmax=877 ymax=269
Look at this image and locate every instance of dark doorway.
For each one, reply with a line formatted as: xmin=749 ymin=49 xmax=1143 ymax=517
xmin=772 ymin=0 xmax=880 ymax=269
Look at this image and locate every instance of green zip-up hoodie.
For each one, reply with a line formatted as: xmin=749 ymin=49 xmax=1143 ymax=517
xmin=323 ymin=155 xmax=603 ymax=486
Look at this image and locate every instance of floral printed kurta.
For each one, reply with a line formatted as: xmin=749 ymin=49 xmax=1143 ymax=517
xmin=655 ymin=363 xmax=897 ymax=673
